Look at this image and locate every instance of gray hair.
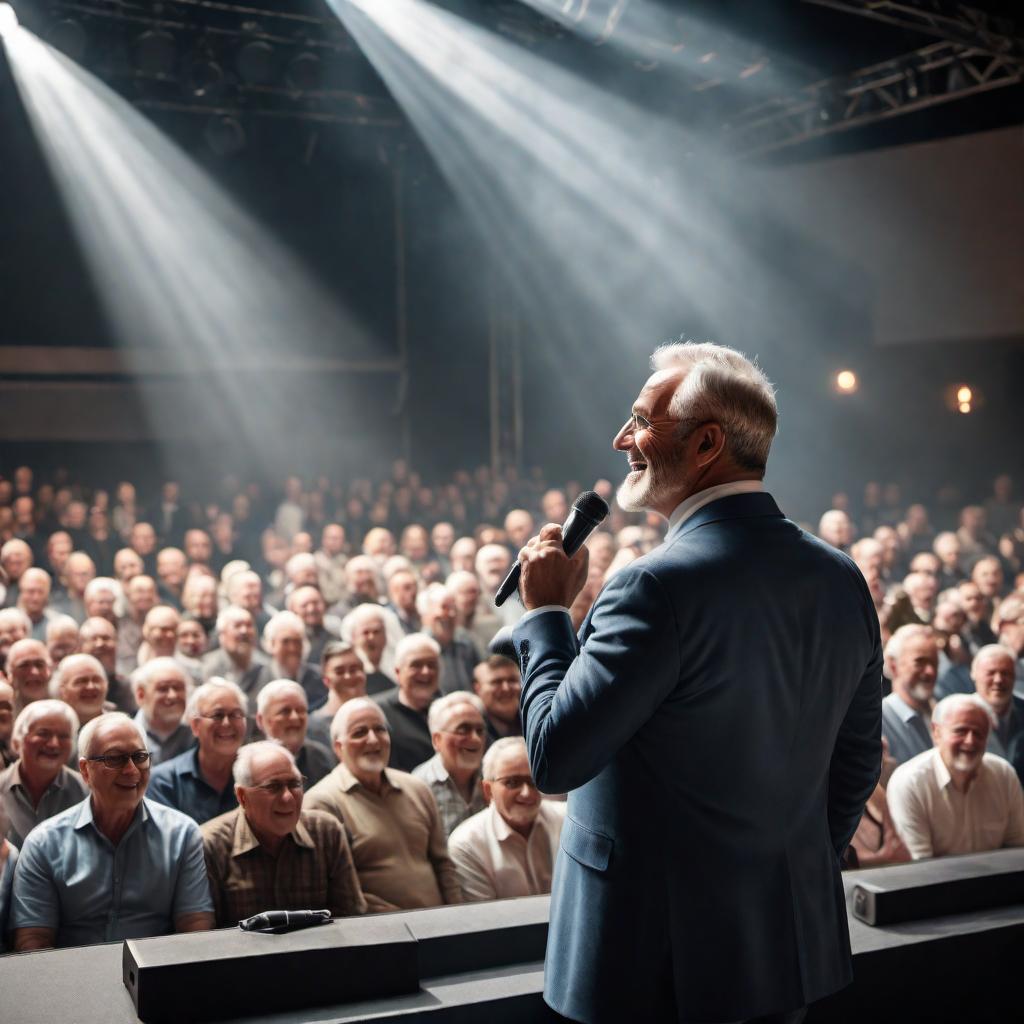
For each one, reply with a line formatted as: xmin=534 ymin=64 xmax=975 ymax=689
xmin=285 ymin=552 xmax=316 ymax=580
xmin=971 ymin=644 xmax=1016 ymax=673
xmin=482 ymin=736 xmax=528 ymax=780
xmin=78 ymin=711 xmax=147 ymax=760
xmin=416 ymin=582 xmax=452 ymax=618
xmin=345 ymin=603 xmax=386 ymax=632
xmin=12 ymin=699 xmax=80 ymax=751
xmin=445 ymin=570 xmax=479 ymax=592
xmin=262 ymin=610 xmax=310 ymax=662
xmin=330 ymin=696 xmax=387 ymax=745
xmin=0 ymin=607 xmax=32 ymax=635
xmin=45 ymin=614 xmax=80 ymax=642
xmin=51 ymin=653 xmax=106 ymax=696
xmin=184 ymin=678 xmax=248 ymax=721
xmin=233 ymin=739 xmax=296 ymax=788
xmin=394 ymin=632 xmax=441 ymax=670
xmin=84 ymin=576 xmax=121 ymax=601
xmin=255 ymin=678 xmax=308 ymax=716
xmin=215 ymin=604 xmax=253 ymax=636
xmin=932 ymin=693 xmax=998 ymax=731
xmin=427 ymin=691 xmax=485 ymax=735
xmin=133 ymin=656 xmax=189 ymax=695
xmin=651 ymin=341 xmax=778 ymax=473
xmin=883 ymin=623 xmax=934 ymax=663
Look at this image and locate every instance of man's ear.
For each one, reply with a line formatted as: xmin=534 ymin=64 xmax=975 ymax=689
xmin=691 ymin=424 xmax=725 ymax=467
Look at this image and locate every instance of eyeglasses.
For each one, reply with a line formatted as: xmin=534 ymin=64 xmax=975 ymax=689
xmin=249 ymin=777 xmax=306 ymax=797
xmin=200 ymin=709 xmax=246 ymax=724
xmin=88 ymin=750 xmax=152 ymax=770
xmin=442 ymin=724 xmax=487 ymax=739
xmin=494 ymin=775 xmax=538 ymax=791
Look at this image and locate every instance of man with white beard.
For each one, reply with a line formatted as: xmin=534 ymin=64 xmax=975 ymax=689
xmin=881 ymin=625 xmax=938 ymax=766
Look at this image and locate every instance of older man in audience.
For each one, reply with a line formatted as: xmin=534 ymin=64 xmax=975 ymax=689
xmin=255 ymin=680 xmax=333 ymax=785
xmin=304 ymin=697 xmax=460 ymax=910
xmin=346 ymin=604 xmax=395 ymax=694
xmin=308 ymin=641 xmax=367 ymax=750
xmin=45 ymin=614 xmax=80 ymax=666
xmin=175 ymin=617 xmax=208 ymax=685
xmin=882 ymin=624 xmax=938 ymax=765
xmin=972 ymin=555 xmax=1005 ymax=602
xmin=287 ymin=584 xmax=339 ymax=668
xmin=386 ymin=568 xmax=421 ymax=635
xmin=412 ymin=692 xmax=487 ymax=836
xmin=888 ymin=694 xmax=1024 ymax=859
xmin=966 ymin=644 xmax=1024 ymax=783
xmin=10 ymin=711 xmax=213 ymax=948
xmin=1 ymin=539 xmax=34 ymax=609
xmin=419 ymin=584 xmax=478 ymax=695
xmin=993 ymin=594 xmax=1024 ymax=695
xmin=138 ymin=605 xmax=181 ymax=667
xmin=0 ymin=701 xmax=87 ymax=846
xmin=0 ymin=681 xmax=14 ymax=768
xmin=201 ymin=741 xmax=365 ymax=927
xmin=7 ymin=638 xmax=53 ymax=714
xmin=54 ymin=653 xmax=110 ymax=730
xmin=227 ymin=569 xmax=272 ymax=636
xmin=315 ymin=523 xmax=348 ymax=606
xmin=933 ymin=532 xmax=966 ymax=589
xmin=155 ymin=547 xmax=188 ymax=609
xmin=0 ymin=608 xmax=30 ymax=666
xmin=116 ymin=574 xmax=158 ymax=676
xmin=80 ymin=616 xmax=135 ymax=713
xmin=17 ymin=568 xmax=57 ymax=643
xmin=148 ymin=679 xmax=246 ymax=823
xmin=817 ymin=509 xmax=853 ymax=552
xmin=132 ymin=657 xmax=195 ymax=765
xmin=52 ymin=551 xmax=96 ymax=624
xmin=374 ymin=633 xmax=440 ymax=772
xmin=83 ymin=577 xmax=119 ymax=625
xmin=448 ymin=737 xmax=566 ymax=902
xmin=201 ymin=606 xmax=267 ymax=690
xmin=473 ymin=655 xmax=523 ymax=743
xmin=475 ymin=543 xmax=522 ymax=628
xmin=957 ymin=579 xmax=997 ymax=654
xmin=251 ymin=611 xmax=322 ymax=704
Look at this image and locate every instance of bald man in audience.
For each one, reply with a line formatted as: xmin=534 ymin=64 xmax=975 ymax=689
xmin=888 ymin=694 xmax=1024 ymax=860
xmin=10 ymin=712 xmax=213 ymax=949
xmin=0 ymin=701 xmax=87 ymax=847
xmin=201 ymin=741 xmax=365 ymax=927
xmin=80 ymin=617 xmax=135 ymax=713
xmin=373 ymin=633 xmax=440 ymax=772
xmin=54 ymin=653 xmax=111 ymax=731
xmin=448 ymin=737 xmax=566 ymax=902
xmin=255 ymin=680 xmax=333 ymax=786
xmin=133 ymin=657 xmax=195 ymax=765
xmin=304 ymin=697 xmax=461 ymax=911
xmin=201 ymin=606 xmax=268 ymax=690
xmin=45 ymin=615 xmax=80 ymax=666
xmin=6 ymin=639 xmax=52 ymax=714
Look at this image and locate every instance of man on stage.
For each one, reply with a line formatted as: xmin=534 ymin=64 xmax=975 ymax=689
xmin=513 ymin=341 xmax=882 ymax=1024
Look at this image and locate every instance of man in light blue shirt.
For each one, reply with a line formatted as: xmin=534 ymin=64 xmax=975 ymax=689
xmin=881 ymin=624 xmax=938 ymax=766
xmin=9 ymin=712 xmax=213 ymax=950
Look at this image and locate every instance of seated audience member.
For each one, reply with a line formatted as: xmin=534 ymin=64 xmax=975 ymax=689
xmin=116 ymin=573 xmax=158 ymax=676
xmin=958 ymin=581 xmax=997 ymax=653
xmin=473 ymin=656 xmax=523 ymax=743
xmin=54 ymin=653 xmax=111 ymax=730
xmin=888 ymin=694 xmax=1024 ymax=860
xmin=7 ymin=638 xmax=53 ymax=714
xmin=308 ymin=641 xmax=367 ymax=749
xmin=137 ymin=605 xmax=180 ymax=667
xmin=83 ymin=576 xmax=120 ymax=625
xmin=882 ymin=625 xmax=938 ymax=766
xmin=933 ymin=532 xmax=966 ymax=589
xmin=133 ymin=658 xmax=195 ymax=765
xmin=972 ymin=555 xmax=1005 ymax=603
xmin=0 ymin=803 xmax=16 ymax=951
xmin=0 ymin=680 xmax=14 ymax=768
xmin=304 ymin=698 xmax=461 ymax=910
xmin=175 ymin=617 xmax=207 ymax=685
xmin=374 ymin=633 xmax=441 ymax=772
xmin=255 ymin=680 xmax=333 ymax=785
xmin=968 ymin=645 xmax=1024 ymax=783
xmin=418 ymin=584 xmax=478 ymax=695
xmin=10 ymin=712 xmax=213 ymax=949
xmin=448 ymin=737 xmax=566 ymax=902
xmin=413 ymin=693 xmax=487 ymax=837
xmin=0 ymin=608 xmax=30 ymax=665
xmin=17 ymin=568 xmax=57 ymax=642
xmin=52 ymin=551 xmax=96 ymax=623
xmin=1 ymin=539 xmax=33 ymax=608
xmin=386 ymin=568 xmax=421 ymax=635
xmin=201 ymin=741 xmax=365 ymax=927
xmin=817 ymin=509 xmax=853 ymax=552
xmin=993 ymin=594 xmax=1024 ymax=693
xmin=252 ymin=611 xmax=322 ymax=705
xmin=80 ymin=616 xmax=135 ymax=713
xmin=287 ymin=585 xmax=339 ymax=668
xmin=447 ymin=571 xmax=492 ymax=656
xmin=155 ymin=547 xmax=187 ymax=609
xmin=475 ymin=543 xmax=522 ymax=628
xmin=201 ymin=606 xmax=267 ymax=690
xmin=182 ymin=573 xmax=219 ymax=639
xmin=227 ymin=569 xmax=273 ymax=635
xmin=345 ymin=604 xmax=395 ymax=695
xmin=45 ymin=615 xmax=80 ymax=665
xmin=0 ymin=701 xmax=87 ymax=846
xmin=148 ymin=679 xmax=246 ymax=823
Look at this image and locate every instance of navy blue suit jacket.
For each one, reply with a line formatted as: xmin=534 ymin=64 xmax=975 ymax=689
xmin=512 ymin=493 xmax=882 ymax=1023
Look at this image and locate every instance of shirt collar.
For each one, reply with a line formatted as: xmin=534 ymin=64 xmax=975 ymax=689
xmin=887 ymin=693 xmax=927 ymax=724
xmin=334 ymin=762 xmax=402 ymax=794
xmin=931 ymin=750 xmax=954 ymax=790
xmin=73 ymin=796 xmax=149 ymax=832
xmin=231 ymin=808 xmax=315 ymax=856
xmin=667 ymin=481 xmax=764 ymax=534
xmin=8 ymin=762 xmax=69 ymax=793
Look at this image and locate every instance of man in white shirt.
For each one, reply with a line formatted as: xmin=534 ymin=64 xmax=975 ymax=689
xmin=448 ymin=737 xmax=564 ymax=902
xmin=887 ymin=693 xmax=1024 ymax=860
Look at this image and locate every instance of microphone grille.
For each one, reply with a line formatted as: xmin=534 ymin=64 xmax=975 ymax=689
xmin=572 ymin=490 xmax=610 ymax=523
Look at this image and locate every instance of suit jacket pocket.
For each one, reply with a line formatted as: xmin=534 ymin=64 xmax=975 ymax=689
xmin=560 ymin=815 xmax=614 ymax=872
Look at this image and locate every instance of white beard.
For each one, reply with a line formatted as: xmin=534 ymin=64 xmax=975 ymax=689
xmin=950 ymin=752 xmax=982 ymax=773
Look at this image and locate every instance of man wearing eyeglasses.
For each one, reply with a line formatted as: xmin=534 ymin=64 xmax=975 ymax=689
xmin=448 ymin=736 xmax=565 ymax=903
xmin=147 ymin=679 xmax=247 ymax=824
xmin=9 ymin=711 xmax=213 ymax=949
xmin=412 ymin=692 xmax=487 ymax=837
xmin=201 ymin=741 xmax=366 ymax=927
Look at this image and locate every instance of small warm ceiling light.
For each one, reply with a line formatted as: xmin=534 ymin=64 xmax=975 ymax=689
xmin=958 ymin=402 xmax=972 ymax=415
xmin=0 ymin=3 xmax=19 ymax=37
xmin=835 ymin=370 xmax=858 ymax=393
xmin=956 ymin=385 xmax=973 ymax=404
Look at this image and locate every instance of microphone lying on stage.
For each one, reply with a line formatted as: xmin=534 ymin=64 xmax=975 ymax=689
xmin=494 ymin=490 xmax=609 ymax=607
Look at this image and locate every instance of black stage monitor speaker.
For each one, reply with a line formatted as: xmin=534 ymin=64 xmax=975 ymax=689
xmin=123 ymin=916 xmax=419 ymax=1022
xmin=850 ymin=848 xmax=1024 ymax=926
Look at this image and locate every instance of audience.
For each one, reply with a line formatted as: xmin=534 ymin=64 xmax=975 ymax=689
xmin=201 ymin=741 xmax=365 ymax=927
xmin=304 ymin=698 xmax=461 ymax=910
xmin=448 ymin=737 xmax=566 ymax=902
xmin=133 ymin=658 xmax=195 ymax=765
xmin=53 ymin=654 xmax=110 ymax=731
xmin=7 ymin=639 xmax=52 ymax=714
xmin=881 ymin=625 xmax=938 ymax=765
xmin=0 ymin=803 xmax=16 ymax=952
xmin=967 ymin=645 xmax=1024 ymax=783
xmin=0 ymin=681 xmax=14 ymax=768
xmin=374 ymin=633 xmax=441 ymax=772
xmin=9 ymin=712 xmax=213 ymax=948
xmin=888 ymin=695 xmax=1024 ymax=859
xmin=254 ymin=680 xmax=333 ymax=786
xmin=473 ymin=655 xmax=523 ymax=743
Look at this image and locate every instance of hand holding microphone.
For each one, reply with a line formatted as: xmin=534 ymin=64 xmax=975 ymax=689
xmin=495 ymin=491 xmax=609 ymax=610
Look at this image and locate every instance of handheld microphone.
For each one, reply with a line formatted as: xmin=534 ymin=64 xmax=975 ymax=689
xmin=494 ymin=490 xmax=610 ymax=607
xmin=238 ymin=909 xmax=332 ymax=934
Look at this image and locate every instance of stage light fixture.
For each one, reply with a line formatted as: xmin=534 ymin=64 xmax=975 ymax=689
xmin=134 ymin=30 xmax=177 ymax=78
xmin=204 ymin=114 xmax=246 ymax=157
xmin=955 ymin=385 xmax=972 ymax=404
xmin=237 ymin=40 xmax=276 ymax=85
xmin=835 ymin=370 xmax=858 ymax=393
xmin=0 ymin=3 xmax=18 ymax=37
